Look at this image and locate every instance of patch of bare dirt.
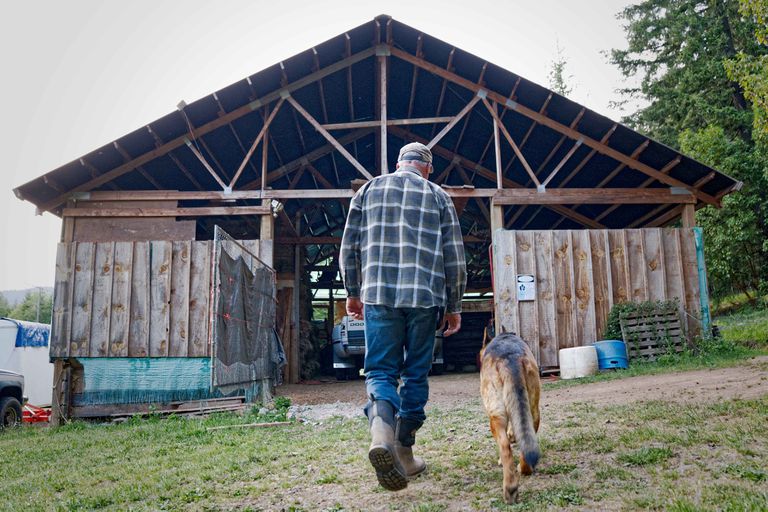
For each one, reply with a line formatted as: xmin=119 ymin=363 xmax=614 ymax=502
xmin=279 ymin=356 xmax=768 ymax=422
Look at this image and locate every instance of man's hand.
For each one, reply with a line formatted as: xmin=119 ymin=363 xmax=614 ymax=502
xmin=441 ymin=312 xmax=461 ymax=337
xmin=346 ymin=297 xmax=364 ymax=320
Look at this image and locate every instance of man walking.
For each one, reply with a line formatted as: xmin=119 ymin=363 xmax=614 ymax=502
xmin=340 ymin=142 xmax=467 ymax=491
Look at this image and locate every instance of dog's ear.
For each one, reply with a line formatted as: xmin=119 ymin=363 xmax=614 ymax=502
xmin=499 ymin=324 xmax=507 ymax=334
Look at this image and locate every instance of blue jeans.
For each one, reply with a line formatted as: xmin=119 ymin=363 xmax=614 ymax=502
xmin=363 ymin=304 xmax=439 ymax=426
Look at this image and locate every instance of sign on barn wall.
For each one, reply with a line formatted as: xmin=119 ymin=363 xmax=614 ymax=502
xmin=516 ymin=274 xmax=536 ymax=301
xmin=492 ymin=228 xmax=709 ymax=368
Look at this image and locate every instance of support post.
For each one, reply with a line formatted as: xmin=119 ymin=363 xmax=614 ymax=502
xmin=681 ymin=204 xmax=696 ymax=228
xmin=493 ymin=102 xmax=502 ymax=189
xmin=379 ymin=53 xmax=388 ymax=174
xmin=291 ymin=215 xmax=302 ymax=384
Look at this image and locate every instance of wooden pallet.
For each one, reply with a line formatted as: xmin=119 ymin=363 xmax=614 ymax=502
xmin=620 ymin=307 xmax=688 ymax=361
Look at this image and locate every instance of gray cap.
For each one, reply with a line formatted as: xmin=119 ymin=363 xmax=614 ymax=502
xmin=397 ymin=142 xmax=433 ymax=164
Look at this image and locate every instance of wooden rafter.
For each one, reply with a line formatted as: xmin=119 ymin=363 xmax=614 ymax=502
xmin=390 ymin=45 xmax=720 ymax=207
xmin=242 ymin=128 xmax=375 ymax=189
xmin=229 ymin=97 xmax=285 ymax=189
xmin=593 ymin=156 xmax=682 ymax=223
xmin=145 ymin=125 xmax=204 ymax=190
xmin=504 ymin=96 xmax=563 ymax=182
xmin=37 ymin=46 xmax=377 ymax=213
xmin=541 ymin=139 xmax=583 ymax=188
xmin=285 ymin=94 xmax=374 ymax=180
xmin=184 ymin=138 xmax=228 ymax=190
xmin=481 ymin=97 xmax=539 ymax=187
xmin=390 ymin=125 xmax=604 ymax=228
xmin=427 ymin=94 xmax=481 ymax=150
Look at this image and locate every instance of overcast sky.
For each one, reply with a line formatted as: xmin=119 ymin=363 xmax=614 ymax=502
xmin=0 ymin=0 xmax=636 ymax=291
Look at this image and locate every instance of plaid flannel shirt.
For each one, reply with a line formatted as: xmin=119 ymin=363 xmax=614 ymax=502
xmin=339 ymin=165 xmax=467 ymax=313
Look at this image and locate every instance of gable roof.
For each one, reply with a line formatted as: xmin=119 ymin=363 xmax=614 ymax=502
xmin=14 ymin=15 xmax=740 ymax=240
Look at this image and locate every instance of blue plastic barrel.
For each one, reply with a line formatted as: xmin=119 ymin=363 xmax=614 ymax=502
xmin=592 ymin=340 xmax=628 ymax=370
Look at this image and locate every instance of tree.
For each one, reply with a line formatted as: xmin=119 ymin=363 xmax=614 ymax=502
xmin=611 ymin=0 xmax=768 ymax=300
xmin=9 ymin=291 xmax=53 ymax=324
xmin=725 ymin=0 xmax=768 ymax=148
xmin=610 ymin=0 xmax=766 ymax=146
xmin=548 ymin=43 xmax=573 ymax=96
xmin=679 ymin=126 xmax=768 ymax=300
xmin=0 ymin=295 xmax=11 ymax=318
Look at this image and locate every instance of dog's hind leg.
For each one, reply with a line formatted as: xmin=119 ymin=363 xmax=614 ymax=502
xmin=490 ymin=415 xmax=519 ymax=504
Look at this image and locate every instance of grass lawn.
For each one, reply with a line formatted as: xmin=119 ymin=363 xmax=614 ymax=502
xmin=0 ymin=307 xmax=765 ymax=511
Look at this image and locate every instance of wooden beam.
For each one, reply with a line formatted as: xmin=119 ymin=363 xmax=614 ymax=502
xmin=427 ymin=94 xmax=481 ymax=150
xmin=481 ymin=97 xmax=540 ymax=187
xmin=38 ymin=46 xmax=378 ymax=213
xmin=492 ymin=188 xmax=696 ymax=205
xmin=390 ymin=45 xmax=720 ymax=207
xmin=285 ymin=94 xmax=374 ymax=180
xmin=230 ymin=97 xmax=284 ymax=189
xmin=81 ymin=190 xmax=355 ymax=201
xmin=62 ymin=206 xmax=271 ymax=217
xmin=389 ymin=125 xmax=604 ymax=228
xmin=541 ymin=139 xmax=583 ymax=187
xmin=184 ymin=138 xmax=228 ymax=190
xmin=322 ymin=117 xmax=455 ymax=130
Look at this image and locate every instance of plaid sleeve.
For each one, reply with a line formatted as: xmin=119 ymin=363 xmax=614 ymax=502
xmin=339 ymin=188 xmax=364 ymax=297
xmin=439 ymin=193 xmax=467 ymax=313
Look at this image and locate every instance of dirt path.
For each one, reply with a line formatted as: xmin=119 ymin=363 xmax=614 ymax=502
xmin=280 ymin=356 xmax=768 ymax=421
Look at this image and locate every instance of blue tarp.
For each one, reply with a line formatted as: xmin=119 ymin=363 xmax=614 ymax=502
xmin=1 ymin=318 xmax=50 ymax=348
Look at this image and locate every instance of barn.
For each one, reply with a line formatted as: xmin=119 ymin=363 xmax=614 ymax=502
xmin=13 ymin=15 xmax=740 ymax=422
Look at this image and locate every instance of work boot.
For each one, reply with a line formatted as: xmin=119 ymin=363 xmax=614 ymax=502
xmin=367 ymin=400 xmax=408 ymax=491
xmin=395 ymin=417 xmax=427 ymax=479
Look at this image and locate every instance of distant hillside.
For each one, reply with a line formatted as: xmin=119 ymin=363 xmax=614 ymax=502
xmin=1 ymin=287 xmax=54 ymax=306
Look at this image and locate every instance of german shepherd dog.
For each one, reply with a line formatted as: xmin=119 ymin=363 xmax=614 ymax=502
xmin=480 ymin=332 xmax=541 ymax=504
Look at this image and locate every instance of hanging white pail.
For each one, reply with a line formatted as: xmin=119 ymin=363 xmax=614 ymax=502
xmin=558 ymin=346 xmax=598 ymax=380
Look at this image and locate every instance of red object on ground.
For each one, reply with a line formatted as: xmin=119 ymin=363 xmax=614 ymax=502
xmin=22 ymin=404 xmax=51 ymax=423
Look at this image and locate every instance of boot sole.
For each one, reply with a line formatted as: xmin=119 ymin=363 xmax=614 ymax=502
xmin=368 ymin=445 xmax=408 ymax=491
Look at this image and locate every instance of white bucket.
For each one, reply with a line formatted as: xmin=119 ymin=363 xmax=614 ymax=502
xmin=558 ymin=346 xmax=598 ymax=380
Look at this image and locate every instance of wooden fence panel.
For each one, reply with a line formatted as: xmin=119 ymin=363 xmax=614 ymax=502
xmin=169 ymin=241 xmax=191 ymax=357
xmin=493 ymin=228 xmax=708 ymax=367
xmin=128 ymin=242 xmax=151 ymax=357
xmin=643 ymin=229 xmax=666 ymax=302
xmin=89 ymin=242 xmax=114 ymax=357
xmin=534 ymin=231 xmax=558 ymax=367
xmin=70 ymin=242 xmax=95 ymax=357
xmin=149 ymin=241 xmax=172 ymax=357
xmin=607 ymin=230 xmax=630 ymax=305
xmin=493 ymin=231 xmax=519 ymax=335
xmin=572 ymin=230 xmax=596 ymax=345
xmin=515 ymin=231 xmax=539 ymax=362
xmin=552 ymin=230 xmax=576 ymax=349
xmin=51 ymin=243 xmax=75 ymax=358
xmin=589 ymin=230 xmax=612 ymax=340
xmin=50 ymin=239 xmax=265 ymax=359
xmin=189 ymin=241 xmax=211 ymax=357
xmin=625 ymin=229 xmax=648 ymax=303
xmin=109 ymin=242 xmax=133 ymax=357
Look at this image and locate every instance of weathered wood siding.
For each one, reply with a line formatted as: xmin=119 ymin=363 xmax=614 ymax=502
xmin=493 ymin=228 xmax=707 ymax=366
xmin=51 ymin=240 xmax=261 ymax=358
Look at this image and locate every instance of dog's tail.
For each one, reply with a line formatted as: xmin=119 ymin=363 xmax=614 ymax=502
xmin=503 ymin=359 xmax=540 ymax=472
